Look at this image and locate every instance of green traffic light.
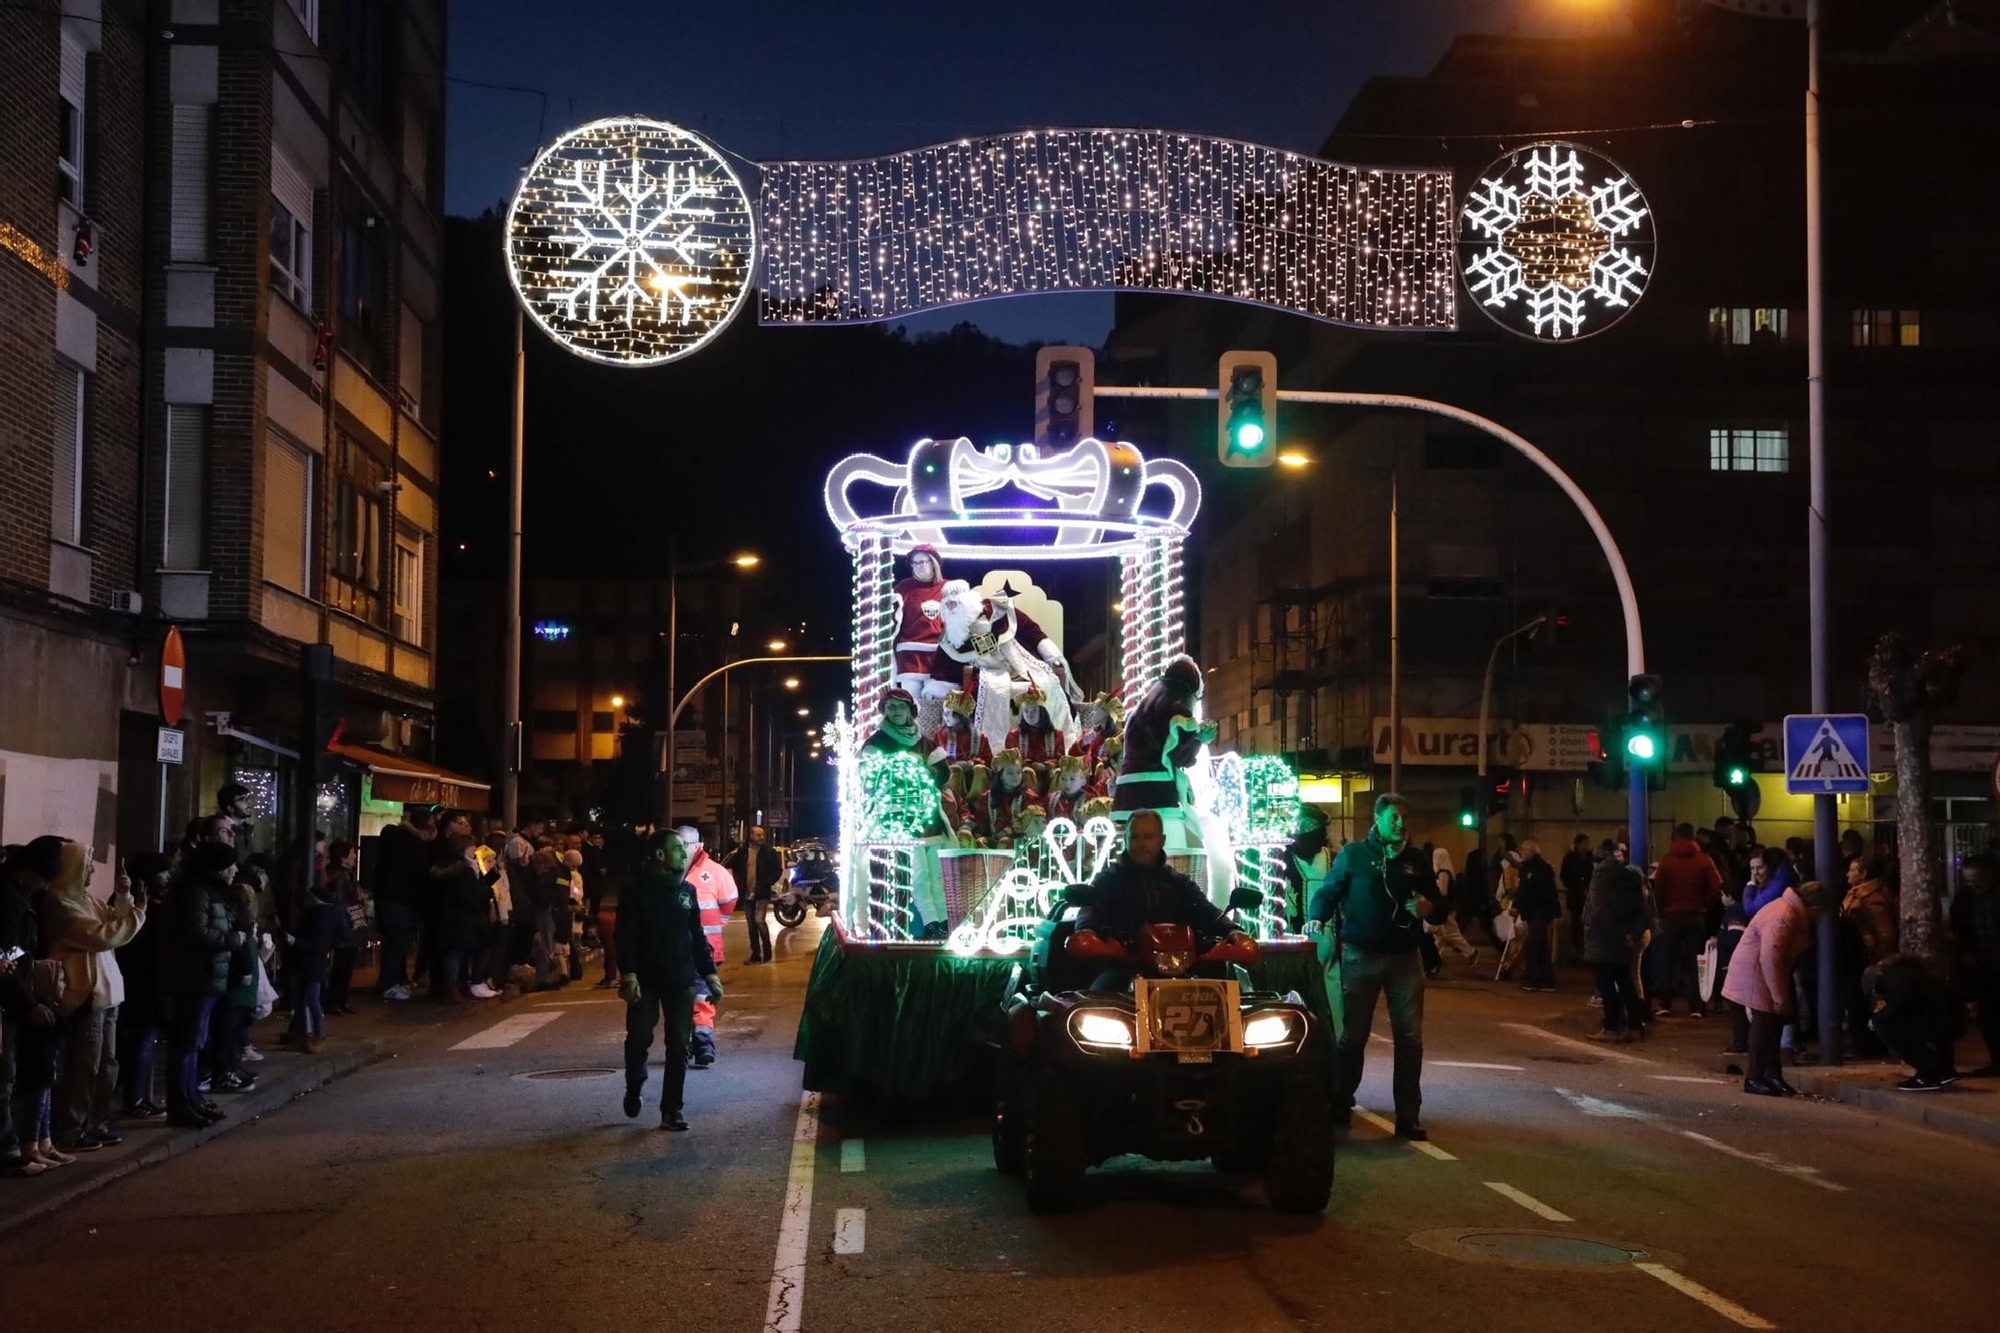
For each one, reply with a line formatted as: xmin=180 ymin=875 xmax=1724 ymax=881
xmin=1626 ymin=731 xmax=1658 ymax=761
xmin=1234 ymin=420 xmax=1267 ymax=451
xmin=1727 ymin=766 xmax=1748 ymax=786
xmin=1459 ymin=811 xmax=1476 ymax=828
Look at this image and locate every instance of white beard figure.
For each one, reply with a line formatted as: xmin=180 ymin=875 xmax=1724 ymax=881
xmin=928 ymin=579 xmax=1079 ymax=758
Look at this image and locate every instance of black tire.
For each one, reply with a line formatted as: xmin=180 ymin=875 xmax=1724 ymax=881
xmin=992 ymin=1101 xmax=1026 ymax=1175
xmin=1264 ymin=1081 xmax=1335 ymax=1213
xmin=1024 ymin=1075 xmax=1088 ymax=1213
xmin=1210 ymin=1137 xmax=1268 ymax=1174
xmin=772 ymin=900 xmax=806 ymax=929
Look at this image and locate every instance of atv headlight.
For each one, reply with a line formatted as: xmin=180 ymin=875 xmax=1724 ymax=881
xmin=1242 ymin=1011 xmax=1303 ymax=1049
xmin=1072 ymin=1010 xmax=1135 ymax=1049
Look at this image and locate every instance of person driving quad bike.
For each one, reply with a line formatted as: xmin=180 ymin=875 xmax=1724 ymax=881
xmin=1077 ymin=809 xmax=1253 ymax=992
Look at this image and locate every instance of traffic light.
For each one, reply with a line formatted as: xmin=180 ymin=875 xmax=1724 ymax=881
xmin=1457 ymin=786 xmax=1479 ymax=829
xmin=1488 ymin=779 xmax=1512 ymax=816
xmin=1034 ymin=346 xmax=1094 ymax=451
xmin=1217 ymin=350 xmax=1277 ymax=467
xmin=1587 ymin=719 xmax=1626 ymax=790
xmin=1714 ymin=720 xmax=1755 ymax=791
xmin=1625 ymin=673 xmax=1664 ymax=766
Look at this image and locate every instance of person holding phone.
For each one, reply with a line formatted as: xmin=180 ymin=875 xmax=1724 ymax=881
xmin=49 ymin=844 xmax=147 ymax=1153
xmin=1305 ymin=793 xmax=1444 ymax=1142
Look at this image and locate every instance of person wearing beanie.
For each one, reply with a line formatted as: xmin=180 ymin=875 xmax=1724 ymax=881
xmin=863 ymin=687 xmax=928 ymax=757
xmin=1110 ymin=653 xmax=1215 ymax=835
xmin=891 ymin=544 xmax=949 ymax=693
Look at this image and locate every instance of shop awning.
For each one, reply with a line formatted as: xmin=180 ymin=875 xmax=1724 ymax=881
xmin=331 ymin=743 xmax=492 ymax=812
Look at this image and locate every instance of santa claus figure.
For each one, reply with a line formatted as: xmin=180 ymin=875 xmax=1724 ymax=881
xmin=1007 ymin=688 xmax=1065 ymax=766
xmin=1112 ymin=654 xmax=1217 ymax=825
xmin=926 ymin=579 xmax=1080 ymax=757
xmin=968 ymin=749 xmax=1038 ymax=847
xmin=1045 ymin=754 xmax=1097 ymax=824
xmin=931 ymin=689 xmax=991 ymax=765
xmin=1069 ymin=691 xmax=1126 ymax=769
xmin=892 ymin=544 xmax=948 ymax=694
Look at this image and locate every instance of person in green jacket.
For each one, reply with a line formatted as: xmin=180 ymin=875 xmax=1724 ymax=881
xmin=159 ymin=843 xmax=243 ymax=1127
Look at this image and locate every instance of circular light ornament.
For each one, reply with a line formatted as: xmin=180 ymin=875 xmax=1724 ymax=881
xmin=505 ymin=116 xmax=756 ymax=367
xmin=1458 ymin=141 xmax=1655 ymax=342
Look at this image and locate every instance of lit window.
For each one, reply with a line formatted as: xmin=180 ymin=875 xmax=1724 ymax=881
xmin=393 ymin=531 xmax=424 ymax=644
xmin=1851 ymin=309 xmax=1920 ymax=347
xmin=1708 ymin=427 xmax=1789 ymax=473
xmin=1708 ymin=307 xmax=1787 ymax=346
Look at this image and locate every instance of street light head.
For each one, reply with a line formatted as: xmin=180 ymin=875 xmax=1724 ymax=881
xmin=610 ymin=694 xmax=626 ymax=708
xmin=733 ymin=553 xmax=761 ymax=567
xmin=767 ymin=639 xmax=788 ymax=652
xmin=1277 ymin=451 xmax=1311 ymax=469
xmin=796 ymin=707 xmax=809 ymax=717
xmin=784 ymin=677 xmax=801 ymax=689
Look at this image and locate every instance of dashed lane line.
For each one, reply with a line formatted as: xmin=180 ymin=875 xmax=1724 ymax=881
xmin=839 ymin=1138 xmax=865 ymax=1173
xmin=449 ymin=1011 xmax=565 ymax=1050
xmin=763 ymin=1092 xmax=821 ymax=1333
xmin=1435 ymin=1061 xmax=1525 ymax=1072
xmin=1482 ymin=1181 xmax=1573 ymax=1222
xmin=1650 ymin=1074 xmax=1726 ymax=1084
xmin=1352 ymin=1107 xmax=1458 ymax=1161
xmin=833 ymin=1208 xmax=866 ymax=1255
xmin=1677 ymin=1130 xmax=1850 ymax=1193
xmin=1634 ymin=1262 xmax=1777 ymax=1329
xmin=1501 ymin=1021 xmax=1653 ymax=1065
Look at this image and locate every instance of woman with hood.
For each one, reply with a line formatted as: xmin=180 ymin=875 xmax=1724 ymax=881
xmin=48 ymin=841 xmax=147 ymax=1152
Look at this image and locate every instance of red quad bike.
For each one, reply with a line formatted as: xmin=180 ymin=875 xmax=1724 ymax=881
xmin=991 ymin=886 xmax=1335 ymax=1214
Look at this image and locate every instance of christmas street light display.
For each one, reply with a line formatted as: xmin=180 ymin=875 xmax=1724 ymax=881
xmin=1459 ymin=141 xmax=1655 ymax=342
xmin=505 ymin=117 xmax=756 ymax=366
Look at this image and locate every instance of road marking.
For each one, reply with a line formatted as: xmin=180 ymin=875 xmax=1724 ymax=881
xmin=1435 ymin=1061 xmax=1525 ymax=1072
xmin=1502 ymin=1022 xmax=1652 ymax=1065
xmin=1369 ymin=1033 xmax=1391 ymax=1044
xmin=1678 ymin=1130 xmax=1849 ymax=1193
xmin=833 ymin=1208 xmax=866 ymax=1255
xmin=1650 ymin=1074 xmax=1725 ymax=1084
xmin=1483 ymin=1181 xmax=1573 ymax=1222
xmin=1634 ymin=1262 xmax=1776 ymax=1329
xmin=1353 ymin=1107 xmax=1457 ymax=1161
xmin=540 ymin=999 xmax=617 ymax=1007
xmin=840 ymin=1138 xmax=865 ymax=1173
xmin=763 ymin=1092 xmax=821 ymax=1333
xmin=1552 ymin=1087 xmax=1652 ymax=1120
xmin=449 ymin=1012 xmax=564 ymax=1050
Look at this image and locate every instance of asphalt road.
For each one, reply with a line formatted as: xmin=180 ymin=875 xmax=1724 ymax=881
xmin=9 ymin=924 xmax=1999 ymax=1333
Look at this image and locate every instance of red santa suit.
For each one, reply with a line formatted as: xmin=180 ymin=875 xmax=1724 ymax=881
xmin=1007 ymin=710 xmax=1065 ymax=765
xmin=1046 ymin=778 xmax=1097 ymax=824
xmin=932 ymin=719 xmax=992 ymax=765
xmin=686 ymin=848 xmax=739 ymax=1042
xmin=971 ymin=775 xmax=1037 ymax=844
xmin=892 ymin=544 xmax=947 ymax=679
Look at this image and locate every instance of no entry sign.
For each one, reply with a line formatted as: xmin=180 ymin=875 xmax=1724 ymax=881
xmin=160 ymin=626 xmax=185 ymax=727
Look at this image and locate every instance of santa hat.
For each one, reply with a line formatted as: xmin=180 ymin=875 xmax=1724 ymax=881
xmin=943 ymin=689 xmax=975 ymax=717
xmin=1159 ymin=654 xmax=1202 ymax=700
xmin=908 ymin=543 xmax=942 ymax=570
xmin=882 ymin=686 xmax=917 ymax=712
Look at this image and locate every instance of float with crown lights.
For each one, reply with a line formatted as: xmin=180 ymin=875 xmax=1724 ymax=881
xmin=794 ymin=435 xmax=1328 ymax=1100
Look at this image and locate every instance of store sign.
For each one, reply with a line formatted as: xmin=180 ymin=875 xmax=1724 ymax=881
xmin=369 ymin=774 xmax=481 ymax=809
xmin=1374 ymin=718 xmax=1790 ymax=774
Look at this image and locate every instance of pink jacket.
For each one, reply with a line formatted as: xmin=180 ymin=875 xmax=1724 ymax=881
xmin=1721 ymin=886 xmax=1812 ymax=1014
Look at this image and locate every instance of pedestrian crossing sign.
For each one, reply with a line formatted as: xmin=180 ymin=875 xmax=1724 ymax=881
xmin=1783 ymin=714 xmax=1871 ymax=794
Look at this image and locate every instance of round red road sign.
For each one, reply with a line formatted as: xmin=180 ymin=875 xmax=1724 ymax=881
xmin=160 ymin=626 xmax=186 ymax=727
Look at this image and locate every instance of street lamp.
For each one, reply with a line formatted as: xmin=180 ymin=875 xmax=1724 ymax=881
xmin=767 ymin=639 xmax=788 ymax=652
xmin=796 ymin=706 xmax=810 ymax=717
xmin=665 ymin=547 xmax=760 ymax=824
xmin=610 ymin=694 xmax=625 ymax=709
xmin=784 ymin=677 xmax=800 ymax=690
xmin=733 ymin=554 xmax=760 ymax=568
xmin=1278 ymin=450 xmax=1311 ymax=468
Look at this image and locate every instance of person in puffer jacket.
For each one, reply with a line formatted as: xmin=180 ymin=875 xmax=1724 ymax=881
xmin=1723 ymin=880 xmax=1829 ymax=1097
xmin=677 ymin=827 xmax=738 ymax=1068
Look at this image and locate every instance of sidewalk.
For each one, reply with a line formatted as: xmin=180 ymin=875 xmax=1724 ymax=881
xmin=1538 ymin=968 xmax=2000 ymax=1147
xmin=1 ymin=978 xmax=515 ymax=1236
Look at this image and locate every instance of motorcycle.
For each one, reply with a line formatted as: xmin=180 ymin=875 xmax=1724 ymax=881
xmin=990 ymin=885 xmax=1334 ymax=1214
xmin=772 ymin=842 xmax=838 ymax=928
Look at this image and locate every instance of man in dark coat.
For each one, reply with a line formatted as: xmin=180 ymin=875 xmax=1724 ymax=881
xmin=1077 ymin=810 xmax=1248 ymax=991
xmin=1863 ymin=953 xmax=1962 ymax=1091
xmin=1305 ymin=792 xmax=1444 ymax=1140
xmin=1111 ymin=654 xmax=1215 ymax=821
xmin=1513 ymin=840 xmax=1563 ymax=992
xmin=617 ymin=831 xmax=722 ymax=1130
xmin=372 ymin=806 xmax=436 ymax=1000
xmin=158 ymin=842 xmax=243 ymax=1127
xmin=1559 ymin=833 xmax=1594 ymax=963
xmin=724 ymin=827 xmax=783 ymax=964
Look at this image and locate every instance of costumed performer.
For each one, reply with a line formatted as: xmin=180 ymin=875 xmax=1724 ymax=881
xmin=1111 ymin=654 xmax=1217 ymax=848
xmin=926 ymin=579 xmax=1081 ymax=757
xmin=891 ymin=545 xmax=947 ymax=696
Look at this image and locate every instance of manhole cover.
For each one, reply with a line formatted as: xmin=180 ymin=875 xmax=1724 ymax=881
xmin=515 ymin=1067 xmax=621 ymax=1081
xmin=1410 ymin=1228 xmax=1682 ymax=1272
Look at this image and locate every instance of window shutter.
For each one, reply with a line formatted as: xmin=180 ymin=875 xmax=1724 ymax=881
xmin=51 ymin=367 xmax=82 ymax=544
xmin=171 ymin=106 xmax=211 ymax=262
xmin=263 ymin=433 xmax=311 ymax=592
xmin=271 ymin=145 xmax=313 ymax=230
xmin=60 ymin=32 xmax=86 ymax=105
xmin=165 ymin=406 xmax=209 ymax=568
xmin=398 ymin=306 xmax=422 ymax=400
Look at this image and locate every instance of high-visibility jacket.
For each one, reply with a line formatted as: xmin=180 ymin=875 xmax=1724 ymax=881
xmin=686 ymin=848 xmax=739 ymax=963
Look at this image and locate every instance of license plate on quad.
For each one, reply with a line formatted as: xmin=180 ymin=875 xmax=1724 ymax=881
xmin=1133 ymin=978 xmax=1243 ymax=1057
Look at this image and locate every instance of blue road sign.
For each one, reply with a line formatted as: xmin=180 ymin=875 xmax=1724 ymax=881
xmin=1783 ymin=713 xmax=1871 ymax=795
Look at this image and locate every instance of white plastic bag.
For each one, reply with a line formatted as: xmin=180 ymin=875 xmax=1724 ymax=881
xmin=252 ymin=952 xmax=278 ymax=1020
xmin=1697 ymin=937 xmax=1719 ymax=1003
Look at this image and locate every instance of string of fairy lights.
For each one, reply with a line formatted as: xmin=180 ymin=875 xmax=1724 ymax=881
xmin=758 ymin=128 xmax=1457 ymax=330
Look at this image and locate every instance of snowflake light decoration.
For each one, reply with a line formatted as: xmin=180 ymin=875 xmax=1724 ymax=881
xmin=506 ymin=117 xmax=756 ymax=366
xmin=1457 ymin=142 xmax=1655 ymax=342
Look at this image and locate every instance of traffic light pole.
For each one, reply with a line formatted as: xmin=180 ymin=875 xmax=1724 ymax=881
xmin=1476 ymin=616 xmax=1549 ymax=871
xmin=1097 ymin=384 xmax=1649 ymax=856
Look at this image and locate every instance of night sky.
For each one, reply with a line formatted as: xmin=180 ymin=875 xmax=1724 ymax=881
xmin=445 ymin=0 xmax=1536 ymax=345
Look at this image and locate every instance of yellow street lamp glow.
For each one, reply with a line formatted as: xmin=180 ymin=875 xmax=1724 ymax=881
xmin=784 ymin=677 xmax=801 ymax=689
xmin=733 ymin=553 xmax=761 ymax=567
xmin=610 ymin=694 xmax=625 ymax=708
xmin=796 ymin=707 xmax=810 ymax=717
xmin=767 ymin=639 xmax=788 ymax=652
xmin=1278 ymin=451 xmax=1311 ymax=468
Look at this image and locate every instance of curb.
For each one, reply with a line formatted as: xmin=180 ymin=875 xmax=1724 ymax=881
xmin=1783 ymin=1066 xmax=2000 ymax=1147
